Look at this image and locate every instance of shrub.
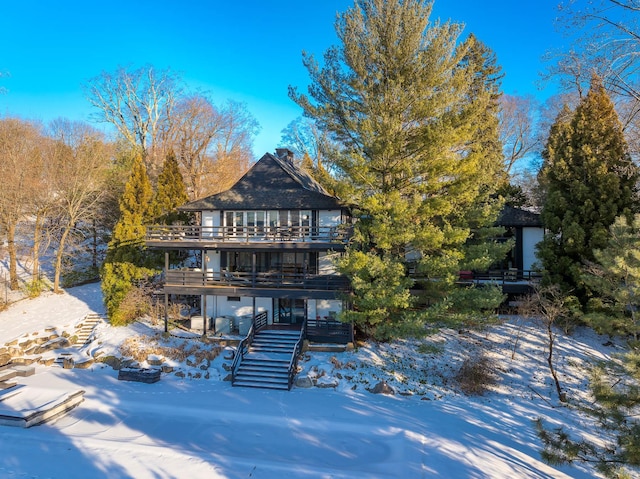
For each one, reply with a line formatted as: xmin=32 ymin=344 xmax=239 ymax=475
xmin=454 ymin=352 xmax=498 ymax=396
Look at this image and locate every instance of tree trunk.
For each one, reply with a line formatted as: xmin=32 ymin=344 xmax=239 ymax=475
xmin=547 ymin=323 xmax=567 ymax=403
xmin=32 ymin=211 xmax=44 ymax=280
xmin=7 ymin=221 xmax=19 ymax=290
xmin=53 ymin=225 xmax=71 ymax=294
xmin=92 ymin=217 xmax=98 ymax=269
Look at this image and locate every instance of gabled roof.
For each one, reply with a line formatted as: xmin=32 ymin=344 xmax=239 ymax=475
xmin=180 ymin=152 xmax=344 ymax=211
xmin=497 ymin=205 xmax=543 ymax=227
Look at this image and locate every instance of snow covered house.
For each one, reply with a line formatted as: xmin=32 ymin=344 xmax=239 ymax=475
xmin=146 ymin=149 xmax=352 ymax=388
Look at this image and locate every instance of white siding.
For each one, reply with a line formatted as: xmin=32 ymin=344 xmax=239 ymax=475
xmin=201 ymin=211 xmax=219 ymax=238
xmin=522 ymin=227 xmax=544 ymax=271
xmin=204 ymin=295 xmax=271 ymax=321
xmin=204 ymin=250 xmax=220 ymax=274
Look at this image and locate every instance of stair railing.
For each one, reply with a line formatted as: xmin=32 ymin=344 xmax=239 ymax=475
xmin=287 ymin=318 xmax=307 ymax=390
xmin=230 ymin=311 xmax=269 ymax=384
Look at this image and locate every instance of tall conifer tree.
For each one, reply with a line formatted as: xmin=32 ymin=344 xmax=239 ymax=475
xmin=152 ymin=151 xmax=189 ymax=225
xmin=538 ymin=78 xmax=640 ymax=306
xmin=290 ymin=0 xmax=508 ymax=339
xmin=101 ymin=155 xmax=158 ymax=325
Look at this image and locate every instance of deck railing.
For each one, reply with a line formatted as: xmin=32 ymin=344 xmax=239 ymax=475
xmin=458 ymin=269 xmax=542 ymax=285
xmin=305 ymin=319 xmax=353 ymax=344
xmin=165 ymin=269 xmax=350 ymax=291
xmin=146 ymin=225 xmax=350 ymax=244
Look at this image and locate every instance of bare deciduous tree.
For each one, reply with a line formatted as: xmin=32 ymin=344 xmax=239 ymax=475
xmin=48 ymin=119 xmax=112 ymax=293
xmin=279 ymin=116 xmax=337 ymax=170
xmin=206 ymin=100 xmax=259 ymax=195
xmin=498 ymin=94 xmax=540 ymax=175
xmin=0 ymin=118 xmax=43 ymax=289
xmin=165 ymin=94 xmax=224 ymax=199
xmin=519 ymin=285 xmax=569 ymax=403
xmin=85 ymin=65 xmax=181 ymax=175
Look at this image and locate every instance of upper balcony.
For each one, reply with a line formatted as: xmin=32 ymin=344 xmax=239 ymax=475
xmin=145 ymin=225 xmax=351 ymax=251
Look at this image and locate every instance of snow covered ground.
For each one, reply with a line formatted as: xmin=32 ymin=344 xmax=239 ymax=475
xmin=0 ymin=283 xmax=624 ymax=478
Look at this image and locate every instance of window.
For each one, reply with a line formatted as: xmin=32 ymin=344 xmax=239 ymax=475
xmin=227 ymin=296 xmax=241 ymax=302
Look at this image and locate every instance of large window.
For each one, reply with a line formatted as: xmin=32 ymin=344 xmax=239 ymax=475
xmin=221 ymin=252 xmax=318 ymax=274
xmin=222 ymin=210 xmax=316 ymax=237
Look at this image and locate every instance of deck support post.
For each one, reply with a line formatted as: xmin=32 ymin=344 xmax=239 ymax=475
xmin=202 ymin=248 xmax=207 ymax=336
xmin=164 ymin=252 xmax=169 ymax=333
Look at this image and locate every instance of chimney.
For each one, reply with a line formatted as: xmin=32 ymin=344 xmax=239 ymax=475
xmin=275 ymin=148 xmax=295 ymax=164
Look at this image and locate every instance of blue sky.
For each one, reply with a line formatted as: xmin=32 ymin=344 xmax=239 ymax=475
xmin=0 ymin=0 xmax=566 ymax=156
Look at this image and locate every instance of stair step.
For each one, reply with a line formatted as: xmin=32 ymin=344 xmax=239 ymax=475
xmin=236 ymin=371 xmax=289 ymax=381
xmin=0 ymin=370 xmax=17 ymax=382
xmin=238 ymin=365 xmax=289 ymax=374
xmin=258 ymin=332 xmax=300 ymax=339
xmin=252 ymin=340 xmax=298 ymax=347
xmin=242 ymin=361 xmax=290 ymax=368
xmin=232 ymin=379 xmax=290 ymax=390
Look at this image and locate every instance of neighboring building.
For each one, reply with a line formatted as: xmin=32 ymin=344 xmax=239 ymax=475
xmin=459 ymin=205 xmax=544 ymax=295
xmin=497 ymin=205 xmax=544 ymax=273
xmin=146 ymin=148 xmax=353 ymax=345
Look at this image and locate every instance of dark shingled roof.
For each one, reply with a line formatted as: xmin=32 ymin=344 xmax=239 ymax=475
xmin=497 ymin=205 xmax=543 ymax=227
xmin=180 ymin=152 xmax=344 ymax=211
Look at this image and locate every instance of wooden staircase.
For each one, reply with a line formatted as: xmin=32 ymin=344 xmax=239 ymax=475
xmin=232 ymin=330 xmax=302 ymax=390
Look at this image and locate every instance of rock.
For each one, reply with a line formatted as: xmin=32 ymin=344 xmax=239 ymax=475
xmin=100 ymin=356 xmax=122 ymax=370
xmin=369 ymin=381 xmax=395 ymax=395
xmin=0 ymin=352 xmax=11 ymax=367
xmin=12 ymin=356 xmax=41 ymax=365
xmin=161 ymin=365 xmax=174 ymax=373
xmin=74 ymin=359 xmax=94 ymax=370
xmin=11 ymin=365 xmax=35 ymax=377
xmin=316 ymin=376 xmax=339 ymax=389
xmin=186 ymin=357 xmax=199 ymax=367
xmin=8 ymin=346 xmax=23 ymax=356
xmin=147 ymin=355 xmax=165 ymax=366
xmin=175 ymin=371 xmax=186 ymax=378
xmin=295 ymin=376 xmax=313 ymax=388
xmin=222 ymin=363 xmax=232 ymax=371
xmin=223 ymin=373 xmax=233 ymax=381
xmin=34 ymin=337 xmax=70 ymax=354
xmin=39 ymin=357 xmax=56 ymax=366
xmin=118 ymin=368 xmax=161 ymax=383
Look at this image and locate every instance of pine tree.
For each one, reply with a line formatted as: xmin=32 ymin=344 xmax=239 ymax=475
xmin=536 ymin=349 xmax=640 ymax=478
xmin=538 ymin=78 xmax=640 ymax=306
xmin=152 ymin=151 xmax=190 ymax=225
xmin=583 ymin=214 xmax=640 ymax=340
xmin=101 ymin=155 xmax=158 ymax=325
xmin=290 ymin=0 xmax=508 ymax=339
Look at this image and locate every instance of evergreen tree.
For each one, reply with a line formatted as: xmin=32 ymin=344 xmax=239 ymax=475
xmin=538 ymin=78 xmax=640 ymax=306
xmin=152 ymin=151 xmax=190 ymax=225
xmin=583 ymin=214 xmax=640 ymax=340
xmin=537 ymin=349 xmax=640 ymax=478
xmin=101 ymin=155 xmax=158 ymax=325
xmin=290 ymin=0 xmax=508 ymax=339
